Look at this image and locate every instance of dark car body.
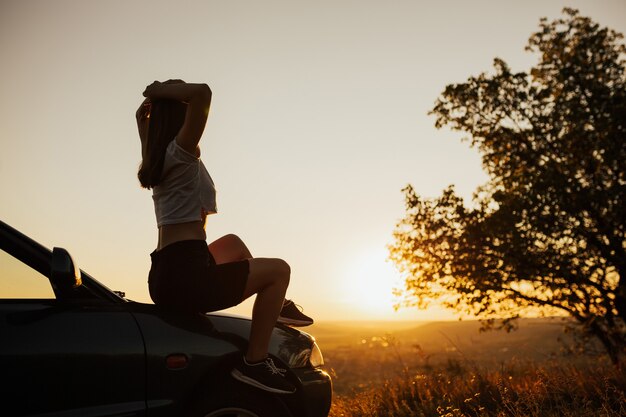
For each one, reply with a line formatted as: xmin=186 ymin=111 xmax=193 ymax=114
xmin=0 ymin=220 xmax=332 ymax=417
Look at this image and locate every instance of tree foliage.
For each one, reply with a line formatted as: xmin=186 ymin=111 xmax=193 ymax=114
xmin=390 ymin=9 xmax=626 ymax=363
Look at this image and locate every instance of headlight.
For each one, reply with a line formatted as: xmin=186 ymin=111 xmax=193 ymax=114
xmin=309 ymin=341 xmax=324 ymax=368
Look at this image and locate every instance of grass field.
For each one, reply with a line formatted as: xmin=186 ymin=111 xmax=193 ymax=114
xmin=307 ymin=319 xmax=626 ymax=417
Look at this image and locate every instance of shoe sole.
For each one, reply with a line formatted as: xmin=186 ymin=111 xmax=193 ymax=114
xmin=231 ymin=369 xmax=296 ymax=394
xmin=277 ymin=317 xmax=314 ymax=327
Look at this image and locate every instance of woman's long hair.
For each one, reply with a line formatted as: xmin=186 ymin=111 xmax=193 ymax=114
xmin=138 ymin=99 xmax=187 ymax=189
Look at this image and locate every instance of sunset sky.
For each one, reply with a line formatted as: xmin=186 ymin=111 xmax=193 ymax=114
xmin=1 ymin=0 xmax=625 ymax=321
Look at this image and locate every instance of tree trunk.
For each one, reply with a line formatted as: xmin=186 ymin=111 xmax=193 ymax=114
xmin=615 ymin=273 xmax=626 ymax=323
xmin=588 ymin=318 xmax=624 ymax=365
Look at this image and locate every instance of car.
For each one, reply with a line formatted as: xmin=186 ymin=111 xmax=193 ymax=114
xmin=0 ymin=220 xmax=332 ymax=417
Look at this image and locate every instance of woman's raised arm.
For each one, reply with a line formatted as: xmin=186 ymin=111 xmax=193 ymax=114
xmin=143 ymin=80 xmax=212 ymax=154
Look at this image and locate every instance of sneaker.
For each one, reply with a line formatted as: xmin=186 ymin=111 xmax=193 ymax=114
xmin=231 ymin=356 xmax=296 ymax=394
xmin=277 ymin=299 xmax=314 ymax=326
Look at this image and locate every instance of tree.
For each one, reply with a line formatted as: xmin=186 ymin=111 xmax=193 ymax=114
xmin=389 ymin=9 xmax=626 ymax=364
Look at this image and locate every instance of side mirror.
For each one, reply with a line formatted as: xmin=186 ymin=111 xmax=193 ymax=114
xmin=51 ymin=247 xmax=82 ymax=291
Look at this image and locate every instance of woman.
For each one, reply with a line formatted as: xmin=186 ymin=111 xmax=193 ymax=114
xmin=136 ymin=79 xmax=313 ymax=395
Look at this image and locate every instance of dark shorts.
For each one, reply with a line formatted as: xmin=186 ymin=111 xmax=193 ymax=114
xmin=148 ymin=240 xmax=249 ymax=313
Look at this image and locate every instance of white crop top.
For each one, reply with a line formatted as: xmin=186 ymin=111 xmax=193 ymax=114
xmin=152 ymin=140 xmax=217 ymax=227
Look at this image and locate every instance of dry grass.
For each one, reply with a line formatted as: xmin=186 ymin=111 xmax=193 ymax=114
xmin=329 ymin=360 xmax=625 ymax=417
xmin=310 ymin=321 xmax=626 ymax=417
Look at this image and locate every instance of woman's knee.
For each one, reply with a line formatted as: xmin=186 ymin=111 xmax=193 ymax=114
xmin=247 ymin=257 xmax=290 ymax=278
xmin=222 ymin=233 xmax=243 ymax=246
xmin=209 ymin=234 xmax=251 ymax=263
xmin=274 ymin=258 xmax=291 ymax=285
xmin=215 ymin=234 xmax=246 ymax=253
xmin=245 ymin=258 xmax=290 ymax=296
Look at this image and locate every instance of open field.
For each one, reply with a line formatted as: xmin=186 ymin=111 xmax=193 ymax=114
xmin=307 ymin=319 xmax=625 ymax=416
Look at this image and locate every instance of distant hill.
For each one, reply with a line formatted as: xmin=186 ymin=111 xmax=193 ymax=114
xmin=308 ymin=317 xmax=585 ymax=363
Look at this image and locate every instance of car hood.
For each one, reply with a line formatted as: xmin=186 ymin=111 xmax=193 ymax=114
xmin=128 ymin=302 xmax=315 ymax=369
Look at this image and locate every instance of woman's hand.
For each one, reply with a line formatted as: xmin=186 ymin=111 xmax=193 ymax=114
xmin=143 ymin=81 xmax=163 ymax=98
xmin=142 ymin=79 xmax=210 ymax=103
xmin=143 ymin=79 xmax=188 ymax=98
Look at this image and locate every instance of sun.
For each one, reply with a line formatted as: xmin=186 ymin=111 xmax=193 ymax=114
xmin=339 ymin=245 xmax=404 ymax=317
xmin=337 ymin=246 xmax=460 ymax=322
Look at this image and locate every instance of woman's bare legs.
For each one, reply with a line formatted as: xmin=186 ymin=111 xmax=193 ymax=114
xmin=208 ymin=234 xmax=290 ymax=362
xmin=242 ymin=258 xmax=289 ymax=361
